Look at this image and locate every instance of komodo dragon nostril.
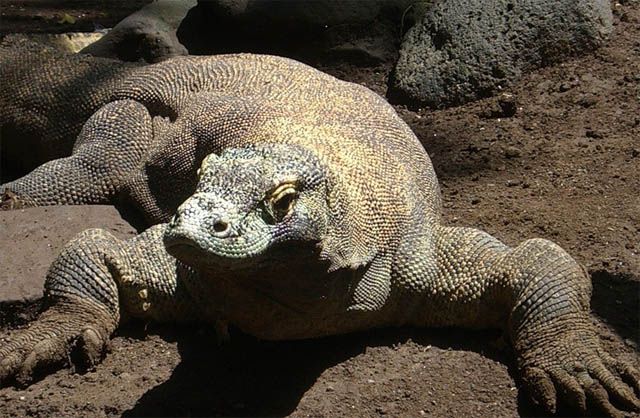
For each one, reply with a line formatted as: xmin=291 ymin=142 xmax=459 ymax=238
xmin=212 ymin=219 xmax=230 ymax=236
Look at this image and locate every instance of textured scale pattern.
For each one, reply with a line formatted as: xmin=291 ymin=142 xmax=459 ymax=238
xmin=0 ymin=40 xmax=638 ymax=416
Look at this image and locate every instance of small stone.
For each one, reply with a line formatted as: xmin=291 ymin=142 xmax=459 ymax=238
xmin=503 ymin=146 xmax=522 ymax=158
xmin=506 ymin=179 xmax=521 ymax=187
xmin=497 ymin=93 xmax=517 ymax=117
xmin=558 ymin=82 xmax=572 ymax=92
xmin=576 ymin=93 xmax=598 ymax=108
xmin=375 ymin=405 xmax=388 ymax=415
xmin=585 ymin=129 xmax=603 ymax=139
xmin=470 ymin=197 xmax=481 ymax=205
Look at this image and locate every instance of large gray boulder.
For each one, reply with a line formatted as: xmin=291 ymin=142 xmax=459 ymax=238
xmin=180 ymin=0 xmax=414 ymax=64
xmin=81 ymin=0 xmax=197 ymax=63
xmin=79 ymin=0 xmax=413 ymax=64
xmin=389 ymin=0 xmax=613 ymax=108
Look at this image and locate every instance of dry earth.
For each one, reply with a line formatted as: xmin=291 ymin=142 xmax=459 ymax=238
xmin=0 ymin=1 xmax=639 ymax=417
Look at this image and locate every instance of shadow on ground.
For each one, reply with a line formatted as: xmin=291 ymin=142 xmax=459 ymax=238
xmin=121 ymin=271 xmax=639 ymax=418
xmin=590 ymin=270 xmax=639 ymax=346
xmin=121 ymin=323 xmax=545 ymax=417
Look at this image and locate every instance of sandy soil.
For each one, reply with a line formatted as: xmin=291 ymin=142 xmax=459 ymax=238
xmin=0 ymin=1 xmax=638 ymax=417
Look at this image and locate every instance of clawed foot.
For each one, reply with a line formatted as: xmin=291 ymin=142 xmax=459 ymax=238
xmin=0 ymin=189 xmax=35 ymax=210
xmin=518 ymin=318 xmax=640 ymax=417
xmin=0 ymin=300 xmax=115 ymax=386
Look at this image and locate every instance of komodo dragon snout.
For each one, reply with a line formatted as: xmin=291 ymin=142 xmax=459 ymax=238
xmin=164 ymin=144 xmax=330 ymax=269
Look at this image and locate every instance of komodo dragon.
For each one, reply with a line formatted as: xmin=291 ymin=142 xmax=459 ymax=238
xmin=0 ymin=40 xmax=638 ymax=416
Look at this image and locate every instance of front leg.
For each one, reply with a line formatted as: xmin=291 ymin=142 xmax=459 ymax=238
xmin=393 ymin=225 xmax=640 ymax=416
xmin=0 ymin=224 xmax=200 ymax=386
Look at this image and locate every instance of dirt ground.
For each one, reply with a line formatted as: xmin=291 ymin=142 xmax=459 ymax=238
xmin=0 ymin=1 xmax=639 ymax=417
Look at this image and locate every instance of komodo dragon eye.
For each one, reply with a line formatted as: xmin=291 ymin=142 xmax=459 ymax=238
xmin=266 ymin=183 xmax=297 ymax=222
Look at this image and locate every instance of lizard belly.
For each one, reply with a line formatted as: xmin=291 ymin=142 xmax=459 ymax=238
xmin=191 ymin=267 xmax=379 ymax=340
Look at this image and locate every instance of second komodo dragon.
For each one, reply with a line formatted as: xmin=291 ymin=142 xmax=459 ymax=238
xmin=0 ymin=40 xmax=638 ymax=416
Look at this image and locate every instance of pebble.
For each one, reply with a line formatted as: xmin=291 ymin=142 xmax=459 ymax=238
xmin=586 ymin=129 xmax=603 ymax=139
xmin=503 ymin=146 xmax=522 ymax=159
xmin=497 ymin=93 xmax=517 ymax=117
xmin=576 ymin=93 xmax=598 ymax=108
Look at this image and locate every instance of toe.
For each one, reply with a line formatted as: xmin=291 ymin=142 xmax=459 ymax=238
xmin=524 ymin=366 xmax=557 ymax=413
xmin=584 ymin=380 xmax=624 ymax=418
xmin=549 ymin=368 xmax=586 ymax=413
xmin=615 ymin=361 xmax=640 ymax=397
xmin=70 ymin=327 xmax=106 ymax=370
xmin=0 ymin=351 xmax=24 ymax=383
xmin=589 ymin=360 xmax=640 ymax=411
xmin=15 ymin=338 xmax=67 ymax=386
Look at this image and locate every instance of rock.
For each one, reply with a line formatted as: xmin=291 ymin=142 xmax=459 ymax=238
xmin=79 ymin=0 xmax=415 ymax=65
xmin=81 ymin=0 xmax=197 ymax=63
xmin=503 ymin=146 xmax=522 ymax=159
xmin=81 ymin=0 xmax=412 ymax=64
xmin=576 ymin=93 xmax=599 ymax=108
xmin=586 ymin=129 xmax=604 ymax=139
xmin=178 ymin=0 xmax=414 ymax=64
xmin=389 ymin=0 xmax=613 ymax=108
xmin=0 ymin=206 xmax=136 ymax=304
xmin=478 ymin=92 xmax=518 ymax=118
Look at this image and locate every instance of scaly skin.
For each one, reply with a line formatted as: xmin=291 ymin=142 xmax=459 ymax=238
xmin=0 ymin=41 xmax=638 ymax=416
xmin=0 ymin=37 xmax=137 ymax=176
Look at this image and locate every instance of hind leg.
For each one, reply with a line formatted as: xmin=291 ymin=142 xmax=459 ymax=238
xmin=1 ymin=100 xmax=152 ymax=208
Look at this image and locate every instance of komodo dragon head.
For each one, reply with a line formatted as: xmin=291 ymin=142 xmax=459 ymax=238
xmin=163 ymin=144 xmax=332 ymax=272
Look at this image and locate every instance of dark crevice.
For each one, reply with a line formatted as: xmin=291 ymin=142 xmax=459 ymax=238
xmin=431 ymin=28 xmax=451 ymax=51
